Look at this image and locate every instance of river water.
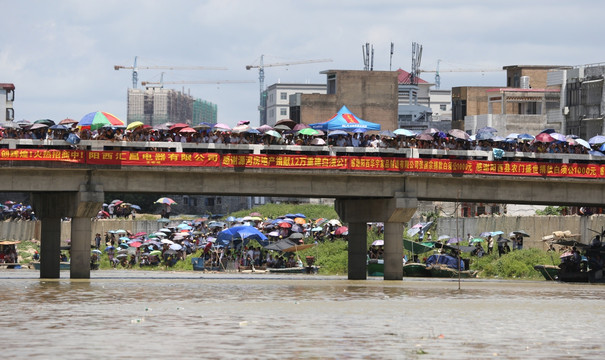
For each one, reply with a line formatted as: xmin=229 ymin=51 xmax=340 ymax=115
xmin=1 ymin=270 xmax=604 ymax=359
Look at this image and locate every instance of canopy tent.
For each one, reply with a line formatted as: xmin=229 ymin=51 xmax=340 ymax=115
xmin=309 ymin=105 xmax=381 ymax=131
xmin=216 ymin=226 xmax=268 ymax=247
xmin=403 ymin=239 xmax=434 ymax=254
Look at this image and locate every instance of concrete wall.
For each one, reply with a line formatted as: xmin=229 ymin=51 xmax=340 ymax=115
xmin=0 ymin=220 xmax=39 ymax=241
xmin=300 ymin=70 xmax=399 ymax=131
xmin=437 ymin=215 xmax=605 ymax=250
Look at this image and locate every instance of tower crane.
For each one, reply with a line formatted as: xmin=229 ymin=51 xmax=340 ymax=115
xmin=245 ymin=55 xmax=332 ymax=123
xmin=141 ymin=79 xmax=255 ymax=87
xmin=114 ymin=56 xmax=228 ymax=89
xmin=419 ymin=63 xmax=503 ymax=89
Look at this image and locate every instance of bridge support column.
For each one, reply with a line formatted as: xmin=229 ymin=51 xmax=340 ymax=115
xmin=348 ymin=222 xmax=368 ymax=280
xmin=383 ymin=222 xmax=404 ymax=280
xmin=40 ymin=217 xmax=61 ymax=279
xmin=336 ymin=193 xmax=417 ymax=280
xmin=32 ymin=184 xmax=104 ymax=279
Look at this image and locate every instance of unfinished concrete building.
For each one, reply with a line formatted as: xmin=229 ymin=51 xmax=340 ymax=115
xmin=127 ymin=87 xmax=217 ymax=126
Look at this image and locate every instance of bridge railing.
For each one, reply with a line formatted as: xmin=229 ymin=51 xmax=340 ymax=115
xmin=1 ymin=138 xmax=604 ymax=165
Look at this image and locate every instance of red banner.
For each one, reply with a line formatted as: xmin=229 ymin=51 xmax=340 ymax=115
xmin=1 ymin=149 xmax=604 ymax=179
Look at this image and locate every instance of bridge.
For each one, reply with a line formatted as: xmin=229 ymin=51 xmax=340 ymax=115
xmin=1 ymin=139 xmax=604 ymax=280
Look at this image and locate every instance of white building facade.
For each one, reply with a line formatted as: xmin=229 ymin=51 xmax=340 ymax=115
xmin=0 ymin=83 xmax=15 ymax=122
xmin=264 ymin=83 xmax=326 ymax=126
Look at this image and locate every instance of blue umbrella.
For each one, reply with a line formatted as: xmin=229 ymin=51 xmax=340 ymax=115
xmin=130 ymin=205 xmax=141 ymax=210
xmin=394 ymin=128 xmax=416 ymax=137
xmin=588 ymin=135 xmax=605 ymax=145
xmin=327 ymin=130 xmax=348 ymax=137
xmin=478 ymin=126 xmax=497 ymax=133
xmin=104 ymin=246 xmax=115 ymax=251
xmin=476 ymin=132 xmax=494 ymax=140
xmin=517 ymin=133 xmax=535 ymax=141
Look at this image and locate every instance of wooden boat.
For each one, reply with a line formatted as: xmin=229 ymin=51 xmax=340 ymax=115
xmin=533 ymin=265 xmax=559 ymax=281
xmin=402 ymin=262 xmax=431 ymax=277
xmin=427 ymin=264 xmax=478 ymax=278
xmin=268 ymin=266 xmax=319 ymax=274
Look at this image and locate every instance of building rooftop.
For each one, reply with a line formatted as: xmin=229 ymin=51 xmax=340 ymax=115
xmin=0 ymin=83 xmax=15 ymax=90
xmin=486 ymin=88 xmax=560 ymax=93
xmin=396 ymin=69 xmax=429 ymax=84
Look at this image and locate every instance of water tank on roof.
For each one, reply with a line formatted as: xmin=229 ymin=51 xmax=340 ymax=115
xmin=520 ymin=76 xmax=530 ymax=89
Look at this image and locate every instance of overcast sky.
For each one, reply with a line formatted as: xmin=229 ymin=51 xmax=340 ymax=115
xmin=1 ymin=0 xmax=602 ymax=127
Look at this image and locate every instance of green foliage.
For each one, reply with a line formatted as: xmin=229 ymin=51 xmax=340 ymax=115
xmin=228 ymin=203 xmax=338 ymax=222
xmin=535 ymin=206 xmax=567 ymax=216
xmin=299 ymin=239 xmax=348 ymax=274
xmin=471 ymin=248 xmax=560 ymax=279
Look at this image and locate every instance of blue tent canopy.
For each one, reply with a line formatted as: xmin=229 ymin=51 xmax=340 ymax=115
xmin=310 ymin=105 xmax=381 ymax=131
xmin=216 ymin=225 xmax=268 ymax=247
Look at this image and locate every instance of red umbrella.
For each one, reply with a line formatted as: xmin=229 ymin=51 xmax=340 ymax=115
xmin=334 ymin=226 xmax=349 ymax=236
xmin=129 ymin=241 xmax=142 ymax=248
xmin=535 ymin=133 xmax=555 ymax=143
xmin=169 ymin=123 xmax=189 ymax=130
xmin=279 ymin=222 xmax=292 ymax=228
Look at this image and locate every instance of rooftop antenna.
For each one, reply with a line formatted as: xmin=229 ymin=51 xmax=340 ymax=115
xmin=370 ymin=44 xmax=374 ymax=71
xmin=411 ymin=42 xmax=423 ymax=84
xmin=362 ymin=43 xmax=374 ymax=71
xmin=389 ymin=42 xmax=394 ymax=71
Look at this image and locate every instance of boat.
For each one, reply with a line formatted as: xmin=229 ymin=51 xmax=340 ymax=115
xmin=427 ymin=264 xmax=478 ymax=278
xmin=534 ymin=232 xmax=605 ymax=283
xmin=402 ymin=262 xmax=431 ymax=277
xmin=367 ymin=259 xmax=384 ymax=276
xmin=425 ymin=253 xmax=478 ymax=278
xmin=533 ymin=264 xmax=559 ymax=281
xmin=267 ymin=266 xmax=319 ymax=274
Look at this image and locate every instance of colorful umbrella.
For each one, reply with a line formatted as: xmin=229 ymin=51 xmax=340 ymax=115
xmin=79 ymin=111 xmax=124 ymax=130
xmin=155 ymin=197 xmax=176 ymax=205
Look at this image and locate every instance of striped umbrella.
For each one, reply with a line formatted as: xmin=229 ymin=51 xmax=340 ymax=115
xmin=78 ymin=111 xmax=124 ymax=130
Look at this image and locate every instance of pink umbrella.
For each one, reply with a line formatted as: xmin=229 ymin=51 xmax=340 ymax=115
xmin=334 ymin=226 xmax=349 ymax=236
xmin=213 ymin=123 xmax=231 ymax=131
xmin=179 ymin=127 xmax=196 ymax=133
xmin=256 ymin=124 xmax=273 ymax=133
xmin=293 ymin=123 xmax=310 ymax=131
xmin=535 ymin=133 xmax=555 ymax=143
xmin=129 ymin=241 xmax=142 ymax=248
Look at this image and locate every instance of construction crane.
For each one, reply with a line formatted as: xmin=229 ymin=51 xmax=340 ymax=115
xmin=245 ymin=55 xmax=333 ymax=122
xmin=141 ymin=79 xmax=255 ymax=87
xmin=114 ymin=56 xmax=228 ymax=89
xmin=419 ymin=62 xmax=503 ymax=89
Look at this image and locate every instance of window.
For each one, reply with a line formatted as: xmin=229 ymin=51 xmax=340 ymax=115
xmin=440 ymin=104 xmax=447 ymax=111
xmin=280 ymin=108 xmax=287 ymax=116
xmin=183 ymin=196 xmax=189 ymax=205
xmin=280 ymin=92 xmax=287 ymax=100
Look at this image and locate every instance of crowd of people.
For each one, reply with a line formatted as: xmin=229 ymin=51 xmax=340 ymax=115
xmin=1 ymin=120 xmax=603 ymax=157
xmin=89 ymin=213 xmax=346 ymax=271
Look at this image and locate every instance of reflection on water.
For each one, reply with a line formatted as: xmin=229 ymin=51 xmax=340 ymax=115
xmin=1 ymin=270 xmax=604 ymax=359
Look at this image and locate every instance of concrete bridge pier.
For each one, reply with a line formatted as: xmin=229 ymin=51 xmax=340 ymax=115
xmin=39 ymin=216 xmax=62 ymax=278
xmin=335 ymin=194 xmax=418 ymax=280
xmin=32 ymin=185 xmax=104 ymax=279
